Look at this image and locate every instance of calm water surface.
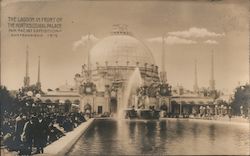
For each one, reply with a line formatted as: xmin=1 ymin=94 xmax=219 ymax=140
xmin=67 ymin=119 xmax=249 ymax=155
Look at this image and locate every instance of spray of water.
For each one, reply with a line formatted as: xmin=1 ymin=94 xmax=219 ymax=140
xmin=117 ymin=67 xmax=142 ymax=119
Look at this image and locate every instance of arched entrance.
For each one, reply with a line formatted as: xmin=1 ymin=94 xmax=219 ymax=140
xmin=110 ymin=98 xmax=117 ymax=114
xmin=160 ymin=103 xmax=168 ymax=112
xmin=84 ymin=103 xmax=92 ymax=113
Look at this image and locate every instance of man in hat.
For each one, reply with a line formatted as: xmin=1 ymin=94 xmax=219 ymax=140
xmin=21 ymin=116 xmax=37 ymax=155
xmin=14 ymin=113 xmax=26 ymax=151
xmin=34 ymin=114 xmax=48 ymax=154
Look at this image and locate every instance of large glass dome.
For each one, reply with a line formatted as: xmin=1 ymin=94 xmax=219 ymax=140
xmin=90 ymin=34 xmax=155 ymax=69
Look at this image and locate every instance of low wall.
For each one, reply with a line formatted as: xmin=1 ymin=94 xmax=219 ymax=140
xmin=43 ymin=118 xmax=94 ymax=156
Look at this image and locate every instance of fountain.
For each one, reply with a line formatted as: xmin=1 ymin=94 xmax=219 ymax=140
xmin=145 ymin=96 xmax=150 ymax=108
xmin=118 ymin=67 xmax=160 ymax=120
xmin=118 ymin=67 xmax=142 ymax=119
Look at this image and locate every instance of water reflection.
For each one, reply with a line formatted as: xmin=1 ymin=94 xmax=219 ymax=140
xmin=208 ymin=124 xmax=216 ymax=142
xmin=67 ymin=119 xmax=249 ymax=155
xmin=128 ymin=122 xmax=136 ymax=141
xmin=191 ymin=123 xmax=198 ymax=138
xmin=175 ymin=120 xmax=184 ymax=137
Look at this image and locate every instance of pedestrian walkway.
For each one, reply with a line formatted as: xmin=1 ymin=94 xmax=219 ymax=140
xmin=0 ymin=147 xmax=18 ymax=156
xmin=41 ymin=118 xmax=94 ymax=156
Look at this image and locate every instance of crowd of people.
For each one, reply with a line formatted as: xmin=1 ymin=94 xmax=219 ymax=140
xmin=1 ymin=111 xmax=87 ymax=155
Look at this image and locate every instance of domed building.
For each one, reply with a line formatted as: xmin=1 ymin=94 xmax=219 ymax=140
xmin=73 ymin=25 xmax=171 ymax=115
xmin=90 ymin=35 xmax=155 ymax=68
xmin=90 ymin=31 xmax=160 ymax=88
xmin=20 ymin=25 xmax=221 ymax=117
xmin=27 ymin=25 xmax=218 ymax=117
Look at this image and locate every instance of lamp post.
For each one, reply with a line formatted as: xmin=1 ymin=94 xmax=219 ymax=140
xmin=35 ymin=93 xmax=41 ymax=99
xmin=35 ymin=93 xmax=41 ymax=113
xmin=26 ymin=91 xmax=33 ymax=112
xmin=27 ymin=91 xmax=33 ymax=97
xmin=26 ymin=91 xmax=42 ymax=113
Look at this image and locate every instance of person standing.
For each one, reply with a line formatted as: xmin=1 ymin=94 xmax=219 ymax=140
xmin=14 ymin=114 xmax=26 ymax=151
xmin=21 ymin=116 xmax=36 ymax=155
xmin=34 ymin=114 xmax=48 ymax=154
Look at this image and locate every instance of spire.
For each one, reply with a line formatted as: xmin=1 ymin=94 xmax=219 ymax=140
xmin=160 ymin=34 xmax=167 ymax=83
xmin=87 ymin=33 xmax=91 ymax=71
xmin=161 ymin=35 xmax=165 ymax=72
xmin=209 ymin=50 xmax=215 ymax=90
xmin=193 ymin=59 xmax=199 ymax=93
xmin=36 ymin=56 xmax=41 ymax=89
xmin=86 ymin=33 xmax=92 ymax=82
xmin=23 ymin=45 xmax=30 ymax=87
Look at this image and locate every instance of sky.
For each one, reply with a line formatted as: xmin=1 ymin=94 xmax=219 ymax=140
xmin=1 ymin=0 xmax=249 ymax=93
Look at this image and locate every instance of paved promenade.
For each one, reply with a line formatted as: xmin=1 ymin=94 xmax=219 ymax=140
xmin=41 ymin=118 xmax=94 ymax=156
xmin=0 ymin=147 xmax=18 ymax=156
xmin=1 ymin=118 xmax=95 ymax=156
xmin=1 ymin=118 xmax=94 ymax=156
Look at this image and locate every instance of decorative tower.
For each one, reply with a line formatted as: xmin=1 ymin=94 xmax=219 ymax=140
xmin=36 ymin=56 xmax=41 ymax=90
xmin=193 ymin=59 xmax=199 ymax=93
xmin=87 ymin=33 xmax=91 ymax=72
xmin=160 ymin=34 xmax=167 ymax=83
xmin=86 ymin=33 xmax=92 ymax=82
xmin=159 ymin=34 xmax=171 ymax=98
xmin=23 ymin=45 xmax=30 ymax=88
xmin=209 ymin=50 xmax=215 ymax=90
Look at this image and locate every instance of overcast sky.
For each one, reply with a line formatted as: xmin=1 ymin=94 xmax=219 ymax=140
xmin=1 ymin=0 xmax=249 ymax=93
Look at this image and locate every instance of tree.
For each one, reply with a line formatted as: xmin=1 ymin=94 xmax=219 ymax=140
xmin=231 ymin=85 xmax=250 ymax=115
xmin=0 ymin=86 xmax=16 ymax=114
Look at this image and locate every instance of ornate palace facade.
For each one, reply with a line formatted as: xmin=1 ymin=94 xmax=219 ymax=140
xmin=23 ymin=25 xmax=219 ymax=115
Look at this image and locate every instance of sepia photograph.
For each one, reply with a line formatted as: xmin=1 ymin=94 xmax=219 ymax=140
xmin=1 ymin=0 xmax=250 ymax=155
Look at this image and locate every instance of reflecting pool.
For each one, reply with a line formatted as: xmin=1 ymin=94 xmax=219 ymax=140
xmin=67 ymin=119 xmax=249 ymax=155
